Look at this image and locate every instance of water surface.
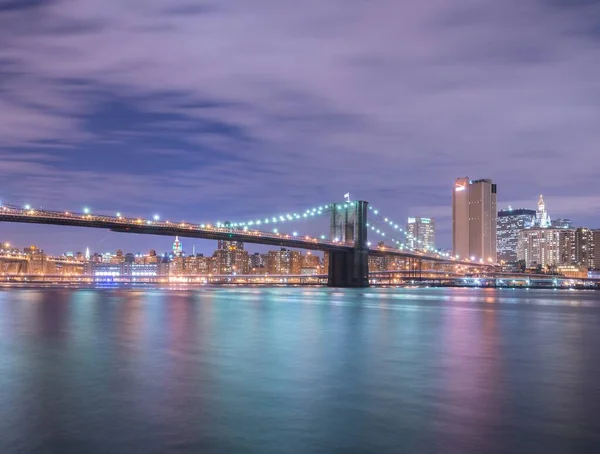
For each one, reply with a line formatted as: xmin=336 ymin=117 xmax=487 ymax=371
xmin=1 ymin=287 xmax=599 ymax=453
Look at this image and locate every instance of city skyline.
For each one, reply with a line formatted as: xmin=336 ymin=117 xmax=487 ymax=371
xmin=1 ymin=1 xmax=600 ymax=253
xmin=1 ymin=189 xmax=597 ymax=257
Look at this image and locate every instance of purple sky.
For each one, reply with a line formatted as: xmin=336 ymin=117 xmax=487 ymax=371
xmin=1 ymin=0 xmax=600 ymax=255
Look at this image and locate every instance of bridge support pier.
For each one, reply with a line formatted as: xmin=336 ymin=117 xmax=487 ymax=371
xmin=327 ymin=249 xmax=369 ymax=287
xmin=327 ymin=200 xmax=369 ymax=288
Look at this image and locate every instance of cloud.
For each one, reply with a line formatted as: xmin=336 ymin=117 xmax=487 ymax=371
xmin=1 ymin=0 xmax=600 ymax=252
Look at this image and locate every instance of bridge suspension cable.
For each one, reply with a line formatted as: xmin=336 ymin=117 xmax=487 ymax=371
xmin=213 ymin=203 xmax=333 ymax=229
xmin=366 ymin=205 xmax=448 ymax=257
xmin=365 ymin=205 xmax=410 ymax=250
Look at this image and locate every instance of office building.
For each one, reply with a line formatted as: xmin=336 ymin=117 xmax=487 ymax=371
xmin=552 ymin=218 xmax=572 ymax=229
xmin=497 ymin=208 xmax=536 ymax=262
xmin=452 ymin=177 xmax=497 ymax=262
xmin=406 ymin=217 xmax=435 ymax=251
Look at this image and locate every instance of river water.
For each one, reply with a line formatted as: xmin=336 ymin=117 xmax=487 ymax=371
xmin=0 ymin=287 xmax=599 ymax=454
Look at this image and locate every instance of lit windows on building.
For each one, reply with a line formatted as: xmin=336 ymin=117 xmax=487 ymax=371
xmin=406 ymin=217 xmax=435 ymax=251
xmin=574 ymin=228 xmax=597 ymax=270
xmin=517 ymin=228 xmax=574 ymax=268
xmin=497 ymin=208 xmax=536 ymax=262
xmin=266 ymin=248 xmax=302 ymax=275
xmin=452 ymin=177 xmax=497 ymax=262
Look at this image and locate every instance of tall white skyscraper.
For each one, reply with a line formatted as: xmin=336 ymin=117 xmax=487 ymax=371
xmin=452 ymin=177 xmax=497 ymax=262
xmin=535 ymin=195 xmax=551 ymax=228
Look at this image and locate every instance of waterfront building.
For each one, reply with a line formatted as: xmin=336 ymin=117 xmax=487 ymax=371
xmin=213 ymin=240 xmax=249 ymax=274
xmin=368 ymin=255 xmax=387 ymax=272
xmin=266 ymin=248 xmax=302 ymax=274
xmin=25 ymin=245 xmax=47 ymax=274
xmin=452 ymin=177 xmax=497 ymax=262
xmin=497 ymin=208 xmax=536 ymax=262
xmin=301 ymin=252 xmax=321 ymax=274
xmin=406 ymin=217 xmax=435 ymax=251
xmin=85 ymin=261 xmax=161 ymax=277
xmin=517 ymin=228 xmax=574 ymax=268
xmin=574 ymin=228 xmax=597 ymax=270
xmin=111 ymin=250 xmax=125 ymax=264
xmin=184 ymin=254 xmax=212 ymax=275
xmin=170 ymin=256 xmax=185 ymax=275
xmin=594 ymin=230 xmax=600 ymax=270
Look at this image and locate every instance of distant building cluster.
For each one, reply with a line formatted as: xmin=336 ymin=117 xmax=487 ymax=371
xmin=449 ymin=177 xmax=599 ymax=276
xmin=495 ymin=194 xmax=599 ymax=274
xmin=0 ymin=237 xmax=325 ymax=277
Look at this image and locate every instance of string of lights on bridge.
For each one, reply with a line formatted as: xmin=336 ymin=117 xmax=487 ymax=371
xmin=365 ymin=205 xmax=411 ymax=250
xmin=211 ymin=203 xmax=334 ymax=240
xmin=366 ymin=205 xmax=456 ymax=259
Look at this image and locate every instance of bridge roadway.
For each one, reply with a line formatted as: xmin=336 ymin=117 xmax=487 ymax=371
xmin=0 ymin=204 xmax=478 ymax=267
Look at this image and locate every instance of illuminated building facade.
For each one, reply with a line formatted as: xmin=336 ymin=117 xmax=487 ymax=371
xmin=301 ymin=252 xmax=321 ymax=274
xmin=266 ymin=248 xmax=302 ymax=274
xmin=535 ymin=195 xmax=551 ymax=228
xmin=406 ymin=217 xmax=435 ymax=251
xmin=85 ymin=262 xmax=161 ymax=277
xmin=517 ymin=228 xmax=574 ymax=268
xmin=452 ymin=177 xmax=497 ymax=262
xmin=574 ymin=228 xmax=599 ymax=270
xmin=497 ymin=208 xmax=536 ymax=262
xmin=213 ymin=240 xmax=248 ymax=274
xmin=184 ymin=254 xmax=212 ymax=275
xmin=173 ymin=236 xmax=183 ymax=256
xmin=552 ymin=218 xmax=572 ymax=229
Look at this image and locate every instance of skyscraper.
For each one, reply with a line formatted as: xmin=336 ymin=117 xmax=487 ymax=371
xmin=452 ymin=177 xmax=497 ymax=262
xmin=172 ymin=236 xmax=182 ymax=256
xmin=406 ymin=217 xmax=435 ymax=251
xmin=497 ymin=208 xmax=536 ymax=262
xmin=535 ymin=195 xmax=551 ymax=228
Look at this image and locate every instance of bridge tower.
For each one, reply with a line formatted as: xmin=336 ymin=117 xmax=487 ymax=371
xmin=327 ymin=200 xmax=369 ymax=287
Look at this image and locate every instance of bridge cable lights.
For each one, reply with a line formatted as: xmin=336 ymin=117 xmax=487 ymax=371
xmin=223 ymin=203 xmax=333 ymax=230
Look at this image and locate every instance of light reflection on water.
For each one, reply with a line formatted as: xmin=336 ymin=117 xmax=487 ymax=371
xmin=0 ymin=287 xmax=599 ymax=454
